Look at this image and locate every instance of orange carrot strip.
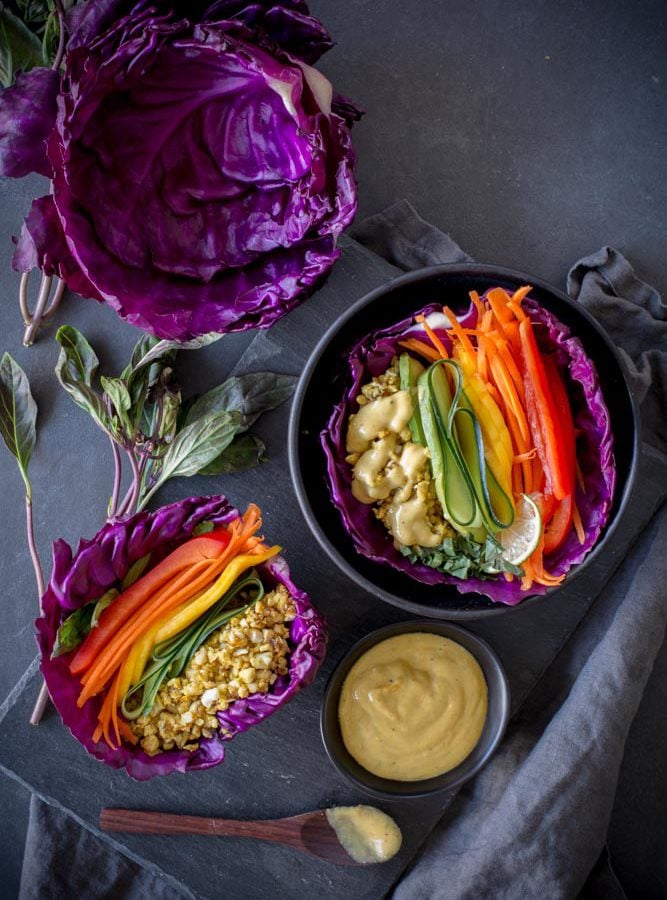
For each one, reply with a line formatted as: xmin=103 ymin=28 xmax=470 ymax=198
xmin=510 ymin=285 xmax=533 ymax=305
xmin=77 ymin=509 xmax=263 ymax=704
xmin=575 ymin=461 xmax=586 ymax=494
xmin=572 ymin=502 xmax=586 ymax=545
xmin=485 ymin=382 xmax=502 ymax=406
xmin=110 ymin=670 xmax=122 ymax=748
xmin=117 ymin=718 xmax=138 ymax=745
xmin=507 ymin=300 xmax=528 ymax=322
xmin=514 ymin=450 xmax=537 ymax=462
xmin=70 ymin=529 xmax=236 ymax=676
xmin=78 ymin=558 xmax=218 ymax=688
xmin=78 ymin=558 xmax=229 ymax=701
xmin=490 ymin=334 xmax=526 ymax=404
xmin=469 ymin=290 xmax=485 ymax=321
xmin=477 ymin=333 xmax=488 ymax=381
xmin=488 ymin=354 xmax=531 ymax=444
xmin=443 ymin=305 xmax=476 ymax=359
xmin=398 ymin=338 xmax=441 ymax=363
xmin=415 ymin=314 xmax=449 ymax=359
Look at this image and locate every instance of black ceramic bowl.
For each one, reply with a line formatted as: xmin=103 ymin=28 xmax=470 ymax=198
xmin=288 ymin=263 xmax=639 ymax=619
xmin=320 ymin=620 xmax=510 ymax=799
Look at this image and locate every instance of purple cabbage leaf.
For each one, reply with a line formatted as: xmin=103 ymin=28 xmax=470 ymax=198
xmin=1 ymin=2 xmax=359 ymax=340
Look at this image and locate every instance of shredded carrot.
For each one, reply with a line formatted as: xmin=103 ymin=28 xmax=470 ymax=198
xmin=398 ymin=338 xmax=441 ymax=363
xmin=507 ymin=300 xmax=528 ymax=322
xmin=489 ymin=333 xmax=526 ymax=405
xmin=572 ymin=502 xmax=586 ymax=545
xmin=117 ymin=718 xmax=138 ymax=745
xmin=485 ymin=382 xmax=503 ymax=406
xmin=514 ymin=449 xmax=537 ymax=463
xmin=443 ymin=305 xmax=476 ymax=359
xmin=575 ymin=461 xmax=586 ymax=494
xmin=510 ymin=285 xmax=533 ymax=305
xmin=415 ymin=314 xmax=449 ymax=359
xmin=477 ymin=332 xmax=488 ymax=381
xmin=78 ymin=558 xmax=218 ymax=690
xmin=469 ymin=290 xmax=485 ymax=321
xmin=504 ymin=572 xmax=514 ymax=583
xmin=488 ymin=354 xmax=530 ymax=444
xmin=110 ymin=670 xmax=122 ymax=748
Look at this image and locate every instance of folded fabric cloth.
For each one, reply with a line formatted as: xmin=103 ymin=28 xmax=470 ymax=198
xmin=18 ymin=202 xmax=667 ymax=900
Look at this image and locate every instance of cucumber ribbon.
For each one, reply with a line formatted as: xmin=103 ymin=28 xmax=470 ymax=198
xmin=120 ymin=572 xmax=264 ymax=720
xmin=425 ymin=359 xmax=514 ymax=532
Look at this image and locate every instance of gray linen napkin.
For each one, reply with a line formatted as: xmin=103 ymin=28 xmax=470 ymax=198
xmin=19 ymin=202 xmax=667 ymax=899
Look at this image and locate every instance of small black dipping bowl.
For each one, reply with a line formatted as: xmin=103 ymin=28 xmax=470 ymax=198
xmin=321 ymin=620 xmax=510 ymax=799
xmin=288 ymin=264 xmax=640 ymax=619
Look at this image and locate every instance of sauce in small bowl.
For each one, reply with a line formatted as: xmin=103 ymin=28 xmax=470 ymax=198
xmin=321 ymin=621 xmax=510 ymax=799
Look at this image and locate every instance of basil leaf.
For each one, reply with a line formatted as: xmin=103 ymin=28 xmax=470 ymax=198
xmin=192 ymin=520 xmax=215 ymax=536
xmin=52 ymin=603 xmax=95 ymax=658
xmin=186 ymin=372 xmax=296 ymax=432
xmin=126 ymin=334 xmax=160 ymax=375
xmin=121 ymin=554 xmax=151 ymax=590
xmin=132 ymin=332 xmax=221 ymax=371
xmin=0 ymin=352 xmax=37 ymax=498
xmin=158 ymin=387 xmax=181 ymax=443
xmin=100 ymin=376 xmax=131 ymax=432
xmin=55 ymin=325 xmax=110 ymax=433
xmin=90 ymin=588 xmax=119 ymax=629
xmin=15 ymin=1 xmax=51 ymax=29
xmin=41 ymin=8 xmax=58 ymax=65
xmin=0 ymin=7 xmax=43 ymax=87
xmin=199 ymin=432 xmax=267 ymax=475
xmin=139 ymin=409 xmax=243 ymax=508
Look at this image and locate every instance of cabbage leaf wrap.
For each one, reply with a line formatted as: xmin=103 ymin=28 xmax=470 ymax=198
xmin=36 ymin=494 xmax=327 ymax=779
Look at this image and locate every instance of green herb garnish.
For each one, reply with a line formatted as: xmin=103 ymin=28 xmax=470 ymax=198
xmin=401 ymin=533 xmax=523 ymax=581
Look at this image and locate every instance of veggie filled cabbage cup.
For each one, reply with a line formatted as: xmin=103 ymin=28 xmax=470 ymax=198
xmin=36 ymin=495 xmax=327 ymax=780
xmin=322 ymin=287 xmax=615 ymax=605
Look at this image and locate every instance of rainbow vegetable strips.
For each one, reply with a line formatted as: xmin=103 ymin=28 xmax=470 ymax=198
xmin=322 ymin=288 xmax=615 ymax=605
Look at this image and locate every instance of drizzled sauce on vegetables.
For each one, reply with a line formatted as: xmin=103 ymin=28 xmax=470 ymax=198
xmin=346 ymin=392 xmax=442 ymax=547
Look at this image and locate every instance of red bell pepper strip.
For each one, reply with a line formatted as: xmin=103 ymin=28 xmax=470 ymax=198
xmin=544 ymin=493 xmax=573 ymax=554
xmin=69 ymin=529 xmax=232 ymax=675
xmin=542 ymin=354 xmax=576 ymax=487
xmin=518 ymin=318 xmax=575 ymax=501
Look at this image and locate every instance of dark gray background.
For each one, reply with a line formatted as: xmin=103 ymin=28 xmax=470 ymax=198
xmin=0 ymin=0 xmax=665 ymax=896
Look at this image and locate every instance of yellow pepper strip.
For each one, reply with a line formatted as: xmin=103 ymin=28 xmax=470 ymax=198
xmin=116 ymin=594 xmax=204 ymax=699
xmin=452 ymin=349 xmax=514 ymax=499
xmin=153 ymin=545 xmax=281 ymax=645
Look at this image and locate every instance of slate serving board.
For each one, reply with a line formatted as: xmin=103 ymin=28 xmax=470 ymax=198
xmin=0 ymin=238 xmax=661 ymax=899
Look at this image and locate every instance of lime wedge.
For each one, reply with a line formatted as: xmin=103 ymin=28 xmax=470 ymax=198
xmin=496 ymin=493 xmax=542 ymax=566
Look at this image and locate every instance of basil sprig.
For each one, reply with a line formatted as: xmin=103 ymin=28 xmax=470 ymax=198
xmin=53 ymin=325 xmax=296 ymax=516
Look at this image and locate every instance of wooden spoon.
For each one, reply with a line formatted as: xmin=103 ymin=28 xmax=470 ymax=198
xmin=100 ymin=807 xmax=400 ymax=866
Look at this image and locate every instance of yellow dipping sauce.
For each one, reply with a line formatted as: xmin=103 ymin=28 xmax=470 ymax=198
xmin=325 ymin=805 xmax=402 ymax=864
xmin=338 ymin=633 xmax=488 ymax=781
